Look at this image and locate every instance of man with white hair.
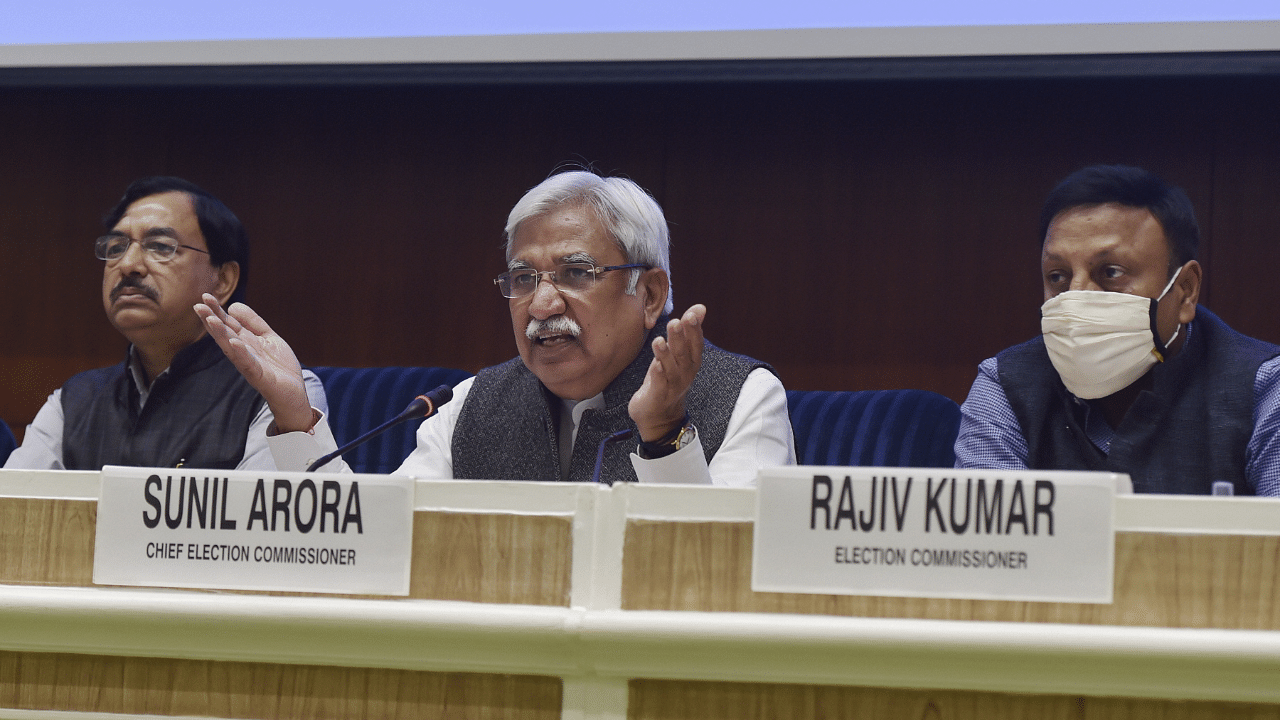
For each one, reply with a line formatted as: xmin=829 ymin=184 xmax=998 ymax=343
xmin=197 ymin=170 xmax=794 ymax=485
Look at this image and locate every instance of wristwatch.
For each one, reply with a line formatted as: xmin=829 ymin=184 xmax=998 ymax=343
xmin=638 ymin=417 xmax=697 ymax=460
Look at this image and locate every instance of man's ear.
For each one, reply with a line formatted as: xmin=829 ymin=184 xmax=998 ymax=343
xmin=213 ymin=261 xmax=241 ymax=306
xmin=638 ymin=268 xmax=669 ymax=330
xmin=1176 ymin=260 xmax=1202 ymax=325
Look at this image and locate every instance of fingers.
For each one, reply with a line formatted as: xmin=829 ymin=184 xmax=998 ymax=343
xmin=195 ymin=294 xmax=264 ymax=376
xmin=676 ymin=304 xmax=705 ymax=365
xmin=196 ymin=302 xmax=234 ymax=344
xmin=195 ymin=293 xmax=239 ymax=337
xmin=197 ymin=293 xmax=228 ymax=320
xmin=649 ymin=337 xmax=669 ymax=376
xmin=656 ymin=303 xmax=706 ymax=375
xmin=198 ymin=294 xmax=275 ymax=341
xmin=227 ymin=301 xmax=273 ymax=337
xmin=684 ymin=303 xmax=708 ymax=325
xmin=629 ymin=305 xmax=709 ymax=439
xmin=196 ymin=296 xmax=306 ymax=426
xmin=642 ymin=303 xmax=707 ymax=418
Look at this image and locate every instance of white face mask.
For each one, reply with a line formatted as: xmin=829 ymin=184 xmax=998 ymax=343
xmin=1040 ymin=266 xmax=1183 ymax=400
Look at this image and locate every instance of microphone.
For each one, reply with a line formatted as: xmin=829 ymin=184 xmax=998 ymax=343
xmin=306 ymin=384 xmax=454 ymax=473
xmin=591 ymin=428 xmax=635 ymax=485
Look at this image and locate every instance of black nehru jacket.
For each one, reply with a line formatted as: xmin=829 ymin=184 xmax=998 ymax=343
xmin=452 ymin=320 xmax=771 ymax=483
xmin=997 ymin=307 xmax=1280 ymax=495
xmin=60 ymin=334 xmax=265 ymax=470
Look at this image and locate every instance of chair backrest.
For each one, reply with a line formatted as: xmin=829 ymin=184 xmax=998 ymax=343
xmin=310 ymin=366 xmax=474 ymax=474
xmin=0 ymin=418 xmax=16 ymax=466
xmin=787 ymin=389 xmax=961 ymax=468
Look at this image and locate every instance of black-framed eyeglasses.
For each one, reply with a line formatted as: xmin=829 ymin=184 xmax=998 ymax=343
xmin=494 ymin=261 xmax=650 ymax=299
xmin=95 ymin=235 xmax=210 ymax=263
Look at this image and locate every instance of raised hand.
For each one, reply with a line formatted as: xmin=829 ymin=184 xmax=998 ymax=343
xmin=194 ymin=293 xmax=315 ymax=433
xmin=628 ymin=304 xmax=707 ymax=442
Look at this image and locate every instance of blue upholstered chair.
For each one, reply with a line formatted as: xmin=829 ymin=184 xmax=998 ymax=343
xmin=0 ymin=418 xmax=16 ymax=466
xmin=310 ymin=366 xmax=474 ymax=474
xmin=786 ymin=389 xmax=961 ymax=468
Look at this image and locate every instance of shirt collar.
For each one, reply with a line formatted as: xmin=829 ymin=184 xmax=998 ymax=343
xmin=124 ymin=333 xmax=223 ymax=408
xmin=126 ymin=346 xmax=166 ymax=408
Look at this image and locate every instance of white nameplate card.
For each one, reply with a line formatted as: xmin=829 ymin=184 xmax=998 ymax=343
xmin=753 ymin=467 xmax=1128 ymax=604
xmin=93 ymin=466 xmax=414 ymax=596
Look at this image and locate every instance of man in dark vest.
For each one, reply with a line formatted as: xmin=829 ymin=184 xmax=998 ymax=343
xmin=954 ymin=164 xmax=1280 ymax=496
xmin=5 ymin=177 xmax=326 ymax=471
xmin=198 ymin=170 xmax=795 ymax=485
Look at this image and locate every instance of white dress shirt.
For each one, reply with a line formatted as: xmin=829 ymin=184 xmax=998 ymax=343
xmin=268 ymin=367 xmax=794 ymax=487
xmin=5 ymin=357 xmax=327 ymax=472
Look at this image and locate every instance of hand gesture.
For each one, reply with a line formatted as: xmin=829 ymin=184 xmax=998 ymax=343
xmin=194 ymin=294 xmax=315 ymax=433
xmin=629 ymin=304 xmax=707 ymax=441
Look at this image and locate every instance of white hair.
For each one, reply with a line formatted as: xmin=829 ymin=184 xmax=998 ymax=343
xmin=505 ymin=170 xmax=673 ymax=314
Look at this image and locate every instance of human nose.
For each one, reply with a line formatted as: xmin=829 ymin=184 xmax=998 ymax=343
xmin=114 ymin=240 xmax=149 ymax=274
xmin=526 ymin=272 xmax=566 ymax=319
xmin=1068 ymin=273 xmax=1100 ymax=292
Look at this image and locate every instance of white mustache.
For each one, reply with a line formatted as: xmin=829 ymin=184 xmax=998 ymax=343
xmin=526 ymin=315 xmax=582 ymax=340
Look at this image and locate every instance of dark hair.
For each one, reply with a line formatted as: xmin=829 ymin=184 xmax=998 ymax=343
xmin=104 ymin=176 xmax=249 ymax=303
xmin=1038 ymin=164 xmax=1199 ymax=270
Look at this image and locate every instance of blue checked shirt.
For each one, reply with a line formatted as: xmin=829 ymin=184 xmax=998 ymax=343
xmin=954 ymin=325 xmax=1280 ymax=497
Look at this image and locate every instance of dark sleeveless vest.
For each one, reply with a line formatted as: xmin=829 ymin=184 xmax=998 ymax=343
xmin=60 ymin=334 xmax=266 ymax=470
xmin=452 ymin=322 xmax=771 ymax=483
xmin=996 ymin=307 xmax=1279 ymax=495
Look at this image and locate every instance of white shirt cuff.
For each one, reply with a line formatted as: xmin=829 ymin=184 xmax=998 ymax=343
xmin=266 ymin=409 xmax=348 ymax=473
xmin=629 ymin=434 xmax=713 ymax=485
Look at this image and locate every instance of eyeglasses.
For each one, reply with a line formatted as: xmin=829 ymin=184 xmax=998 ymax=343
xmin=494 ymin=261 xmax=650 ymax=299
xmin=95 ymin=235 xmax=210 ymax=263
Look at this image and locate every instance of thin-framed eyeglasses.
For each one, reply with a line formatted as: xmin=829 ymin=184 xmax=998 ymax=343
xmin=94 ymin=235 xmax=210 ymax=263
xmin=494 ymin=261 xmax=650 ymax=299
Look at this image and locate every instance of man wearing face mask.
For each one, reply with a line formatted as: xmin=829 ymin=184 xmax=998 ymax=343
xmin=954 ymin=164 xmax=1280 ymax=496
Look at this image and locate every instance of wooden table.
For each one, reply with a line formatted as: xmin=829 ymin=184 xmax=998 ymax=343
xmin=2 ymin=469 xmax=1279 ymax=719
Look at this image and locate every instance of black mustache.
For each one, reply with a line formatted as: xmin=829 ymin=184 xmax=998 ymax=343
xmin=110 ymin=277 xmax=159 ymax=303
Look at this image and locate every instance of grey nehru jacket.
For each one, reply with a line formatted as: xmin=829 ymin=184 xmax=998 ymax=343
xmin=451 ymin=320 xmax=772 ymax=483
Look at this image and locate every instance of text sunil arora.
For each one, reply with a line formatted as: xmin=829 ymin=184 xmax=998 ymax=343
xmin=141 ymin=475 xmax=365 ymax=534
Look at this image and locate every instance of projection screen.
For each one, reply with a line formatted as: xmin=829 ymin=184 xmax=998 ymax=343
xmin=3 ymin=0 xmax=1279 ymax=70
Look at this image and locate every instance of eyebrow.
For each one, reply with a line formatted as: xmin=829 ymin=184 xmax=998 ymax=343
xmin=142 ymin=227 xmax=182 ymax=240
xmin=106 ymin=227 xmax=182 ymax=241
xmin=507 ymin=252 xmax=598 ymax=271
xmin=1041 ymin=246 xmax=1124 ymax=264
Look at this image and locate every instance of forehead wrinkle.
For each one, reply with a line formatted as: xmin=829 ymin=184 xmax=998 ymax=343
xmin=141 ymin=227 xmax=182 ymax=240
xmin=1043 ymin=231 xmax=1129 ymax=259
xmin=1042 ymin=246 xmax=1122 ymax=265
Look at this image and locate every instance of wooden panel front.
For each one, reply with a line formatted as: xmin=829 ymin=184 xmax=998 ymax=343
xmin=409 ymin=511 xmax=572 ymax=606
xmin=0 ymin=650 xmax=560 ymax=719
xmin=628 ymin=679 xmax=1280 ymax=720
xmin=620 ymin=520 xmax=1280 ymax=630
xmin=0 ymin=498 xmax=572 ymax=605
xmin=0 ymin=497 xmax=96 ymax=585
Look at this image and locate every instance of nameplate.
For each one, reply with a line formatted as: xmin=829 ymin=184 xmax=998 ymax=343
xmin=93 ymin=466 xmax=414 ymax=596
xmin=752 ymin=467 xmax=1127 ymax=604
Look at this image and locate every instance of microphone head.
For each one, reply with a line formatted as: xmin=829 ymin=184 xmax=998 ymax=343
xmin=425 ymin=384 xmax=454 ymax=407
xmin=398 ymin=384 xmax=455 ymax=421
